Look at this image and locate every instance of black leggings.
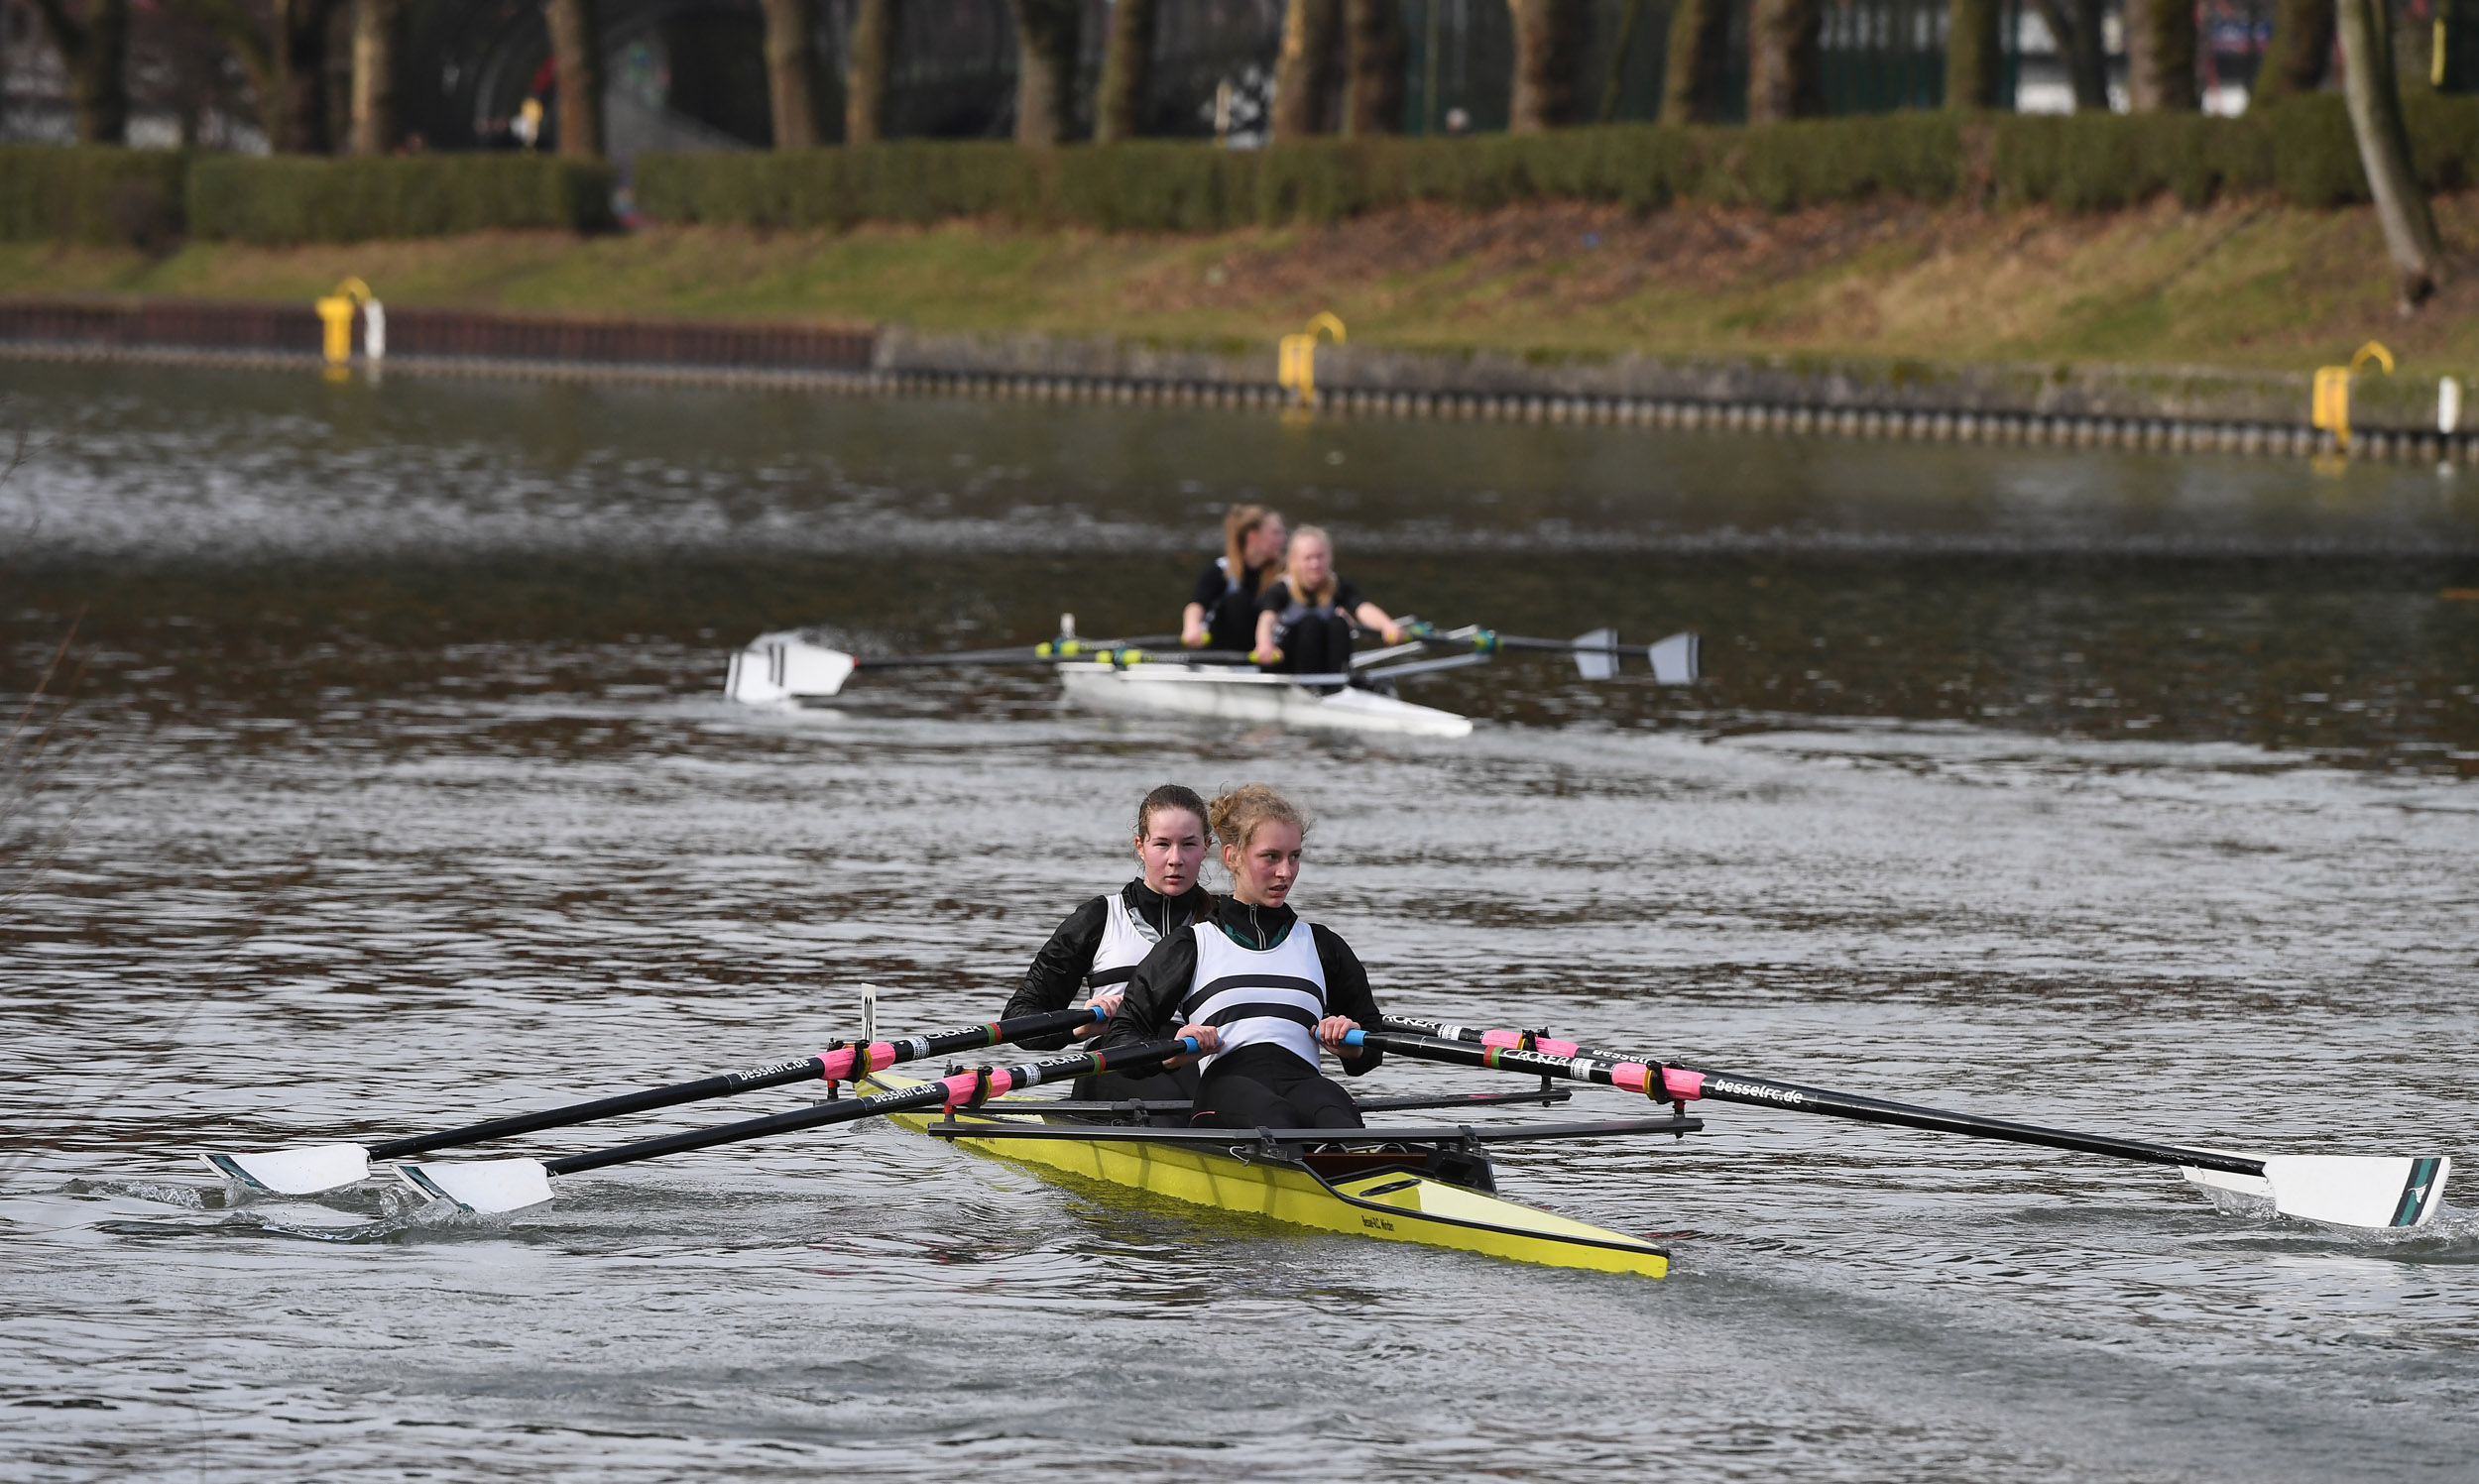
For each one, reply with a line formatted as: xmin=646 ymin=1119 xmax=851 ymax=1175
xmin=1274 ymin=613 xmax=1356 ymax=680
xmin=1193 ymin=1044 xmax=1364 ymax=1130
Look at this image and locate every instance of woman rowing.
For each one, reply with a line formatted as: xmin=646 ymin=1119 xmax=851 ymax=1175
xmin=1101 ymin=784 xmax=1383 ymax=1129
xmin=1181 ymin=504 xmax=1287 ymax=652
xmin=1250 ymin=525 xmax=1404 ymax=690
xmin=1001 ymin=784 xmax=1217 ymax=1110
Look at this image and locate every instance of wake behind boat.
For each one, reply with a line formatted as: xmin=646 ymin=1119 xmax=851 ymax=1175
xmin=723 ymin=617 xmax=1699 ymax=738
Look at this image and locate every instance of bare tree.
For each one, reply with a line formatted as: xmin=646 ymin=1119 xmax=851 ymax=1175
xmin=2125 ymin=0 xmax=2197 ymax=109
xmin=1748 ymin=0 xmax=1823 ymax=120
xmin=348 ymin=0 xmax=399 ymax=153
xmin=761 ymin=0 xmax=821 ymax=147
xmin=26 ymin=0 xmax=131 ymax=143
xmin=1660 ymin=0 xmax=1730 ymax=122
xmin=1095 ymin=0 xmax=1156 ymax=141
xmin=2252 ymin=0 xmax=2334 ymax=104
xmin=2029 ymin=0 xmax=2109 ymax=109
xmin=1597 ymin=0 xmax=1650 ymax=120
xmin=2337 ymin=0 xmax=2444 ymax=304
xmin=1344 ymin=0 xmax=1403 ymax=134
xmin=175 ymin=0 xmax=283 ymax=142
xmin=846 ymin=0 xmax=889 ymax=141
xmin=1008 ymin=0 xmax=1079 ymax=143
xmin=1273 ymin=0 xmax=1341 ymax=139
xmin=1947 ymin=0 xmax=2004 ymax=108
xmin=545 ymin=0 xmax=602 ymax=156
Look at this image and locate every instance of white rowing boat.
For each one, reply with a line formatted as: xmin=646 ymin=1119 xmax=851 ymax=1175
xmin=723 ymin=616 xmax=1697 ymax=738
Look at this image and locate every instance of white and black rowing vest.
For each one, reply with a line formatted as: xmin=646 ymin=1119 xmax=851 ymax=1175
xmin=1086 ymin=891 xmax=1163 ymax=992
xmin=1181 ymin=919 xmax=1327 ymax=1074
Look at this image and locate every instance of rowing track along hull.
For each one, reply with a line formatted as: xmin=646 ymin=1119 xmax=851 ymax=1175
xmin=1053 ymin=663 xmax=1476 ymax=739
xmin=866 ymin=1074 xmax=1668 ymax=1277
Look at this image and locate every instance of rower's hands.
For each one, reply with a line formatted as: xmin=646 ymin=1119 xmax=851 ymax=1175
xmin=1379 ymin=625 xmax=1403 ymax=645
xmin=1167 ymin=1022 xmax=1220 ymax=1067
xmin=1074 ymin=990 xmax=1124 ymax=1038
xmin=1181 ymin=628 xmax=1208 ymax=649
xmin=1317 ymin=1016 xmax=1362 ymax=1057
xmin=1249 ymin=645 xmax=1283 ymax=665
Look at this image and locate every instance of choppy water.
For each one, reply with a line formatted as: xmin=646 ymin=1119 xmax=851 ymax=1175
xmin=4 ymin=364 xmax=2479 ymax=1482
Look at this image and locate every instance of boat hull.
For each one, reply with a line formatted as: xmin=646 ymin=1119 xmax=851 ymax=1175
xmin=868 ymin=1075 xmax=1667 ymax=1277
xmin=1054 ymin=662 xmax=1475 ymax=739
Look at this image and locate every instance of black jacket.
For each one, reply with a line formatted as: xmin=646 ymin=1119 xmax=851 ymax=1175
xmin=1097 ymin=895 xmax=1384 ymax=1075
xmin=1001 ymin=880 xmax=1217 ymax=1050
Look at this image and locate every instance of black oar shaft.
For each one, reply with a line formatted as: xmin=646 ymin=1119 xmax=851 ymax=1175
xmin=542 ymin=1037 xmax=1197 ymax=1178
xmin=366 ymin=1004 xmax=1103 ymax=1160
xmin=1380 ymin=1017 xmax=2267 ymax=1179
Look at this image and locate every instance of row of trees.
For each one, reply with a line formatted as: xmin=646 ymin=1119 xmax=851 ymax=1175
xmin=24 ymin=0 xmax=2379 ymax=154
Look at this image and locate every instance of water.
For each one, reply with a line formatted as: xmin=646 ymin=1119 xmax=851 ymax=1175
xmin=4 ymin=364 xmax=2478 ymax=1482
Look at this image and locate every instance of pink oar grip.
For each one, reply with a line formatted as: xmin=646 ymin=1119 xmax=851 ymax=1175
xmin=937 ymin=1072 xmax=980 ymax=1105
xmin=1662 ymin=1068 xmax=1705 ymax=1100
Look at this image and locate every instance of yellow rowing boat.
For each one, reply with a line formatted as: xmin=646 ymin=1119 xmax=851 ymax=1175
xmin=864 ymin=1071 xmax=1687 ymax=1277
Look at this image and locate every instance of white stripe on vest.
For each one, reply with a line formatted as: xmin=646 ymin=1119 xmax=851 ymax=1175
xmin=1086 ymin=890 xmax=1161 ymax=991
xmin=1183 ymin=917 xmax=1327 ymax=1074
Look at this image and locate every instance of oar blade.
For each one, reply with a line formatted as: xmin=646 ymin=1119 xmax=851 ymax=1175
xmin=725 ymin=631 xmax=856 ymax=704
xmin=1648 ymin=630 xmax=1700 ymax=685
xmin=394 ymin=1159 xmax=555 ymax=1214
xmin=1572 ymin=628 xmax=1617 ymax=681
xmin=2263 ymin=1155 xmax=2450 ymax=1229
xmin=198 ymin=1144 xmax=370 ymax=1196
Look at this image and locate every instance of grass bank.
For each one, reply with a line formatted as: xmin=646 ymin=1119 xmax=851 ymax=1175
xmin=4 ymin=192 xmax=2477 ymax=377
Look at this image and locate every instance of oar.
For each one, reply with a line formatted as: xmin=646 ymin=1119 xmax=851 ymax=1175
xmin=198 ymin=1003 xmax=1109 ymax=1196
xmin=728 ymin=628 xmax=1245 ymax=701
xmin=1358 ymin=1024 xmax=2451 ymax=1231
xmin=395 ymin=1035 xmax=1201 ymax=1214
xmin=1403 ymin=624 xmax=1700 ymax=684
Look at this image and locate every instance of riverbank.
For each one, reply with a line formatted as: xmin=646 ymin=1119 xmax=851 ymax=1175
xmin=4 ymin=191 xmax=2476 ymax=439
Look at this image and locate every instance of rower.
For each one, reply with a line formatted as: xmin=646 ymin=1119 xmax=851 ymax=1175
xmin=1101 ymin=783 xmax=1384 ymax=1130
xmin=1249 ymin=525 xmax=1403 ymax=690
xmin=1000 ymin=784 xmax=1217 ymax=1111
xmin=1181 ymin=504 xmax=1286 ymax=651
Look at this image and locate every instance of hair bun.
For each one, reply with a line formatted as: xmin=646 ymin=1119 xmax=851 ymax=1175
xmin=1207 ymin=784 xmax=1308 ymax=853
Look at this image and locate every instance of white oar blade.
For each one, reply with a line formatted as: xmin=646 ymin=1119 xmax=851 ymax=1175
xmin=1572 ymin=628 xmax=1617 ymax=681
xmin=2264 ymin=1155 xmax=2450 ymax=1229
xmin=198 ymin=1144 xmax=370 ymax=1196
xmin=725 ymin=631 xmax=856 ymax=704
xmin=2180 ymin=1164 xmax=2274 ymax=1201
xmin=1648 ymin=630 xmax=1700 ymax=685
xmin=394 ymin=1159 xmax=555 ymax=1214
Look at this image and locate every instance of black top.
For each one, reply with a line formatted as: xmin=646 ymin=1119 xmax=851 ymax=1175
xmin=1002 ymin=880 xmax=1218 ymax=1050
xmin=1191 ymin=557 xmax=1271 ymax=651
xmin=1097 ymin=895 xmax=1385 ymax=1076
xmin=1257 ymin=576 xmax=1365 ymax=642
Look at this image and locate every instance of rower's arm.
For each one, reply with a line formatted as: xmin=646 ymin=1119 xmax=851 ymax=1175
xmin=1252 ymin=608 xmax=1279 ymax=660
xmin=1309 ymin=925 xmax=1384 ymax=1074
xmin=1001 ymin=897 xmax=1110 ymax=1050
xmin=1181 ymin=602 xmax=1209 ymax=647
xmin=1352 ymin=601 xmax=1401 ymax=644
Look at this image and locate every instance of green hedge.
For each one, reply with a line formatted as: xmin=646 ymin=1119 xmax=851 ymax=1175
xmin=640 ymin=96 xmax=2479 ymax=232
xmin=0 ymin=146 xmax=187 ymax=246
xmin=186 ymin=155 xmax=617 ymax=243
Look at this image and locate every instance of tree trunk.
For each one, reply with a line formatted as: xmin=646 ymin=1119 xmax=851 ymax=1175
xmin=845 ymin=0 xmax=889 ymax=142
xmin=1747 ymin=0 xmax=1823 ymax=121
xmin=1947 ymin=0 xmax=2003 ymax=108
xmin=1008 ymin=0 xmax=1079 ymax=143
xmin=272 ymin=0 xmax=336 ymax=152
xmin=2336 ymin=0 xmax=2444 ymax=305
xmin=1507 ymin=0 xmax=1582 ymax=131
xmin=1659 ymin=0 xmax=1731 ymax=122
xmin=348 ymin=0 xmax=399 ymax=154
xmin=2029 ymin=0 xmax=2109 ymax=109
xmin=1344 ymin=0 xmax=1403 ymax=134
xmin=545 ymin=0 xmax=602 ymax=156
xmin=171 ymin=0 xmax=280 ymax=141
xmin=1095 ymin=0 xmax=1156 ymax=142
xmin=2437 ymin=0 xmax=2479 ymax=92
xmin=2253 ymin=0 xmax=2334 ymax=103
xmin=2125 ymin=0 xmax=2197 ymax=109
xmin=760 ymin=0 xmax=820 ymax=148
xmin=31 ymin=0 xmax=133 ymax=144
xmin=1273 ymin=0 xmax=1341 ymax=139
xmin=1597 ymin=0 xmax=1649 ymax=120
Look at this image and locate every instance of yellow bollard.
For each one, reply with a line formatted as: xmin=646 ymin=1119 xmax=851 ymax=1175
xmin=314 ymin=278 xmax=377 ymax=375
xmin=2309 ymin=340 xmax=2396 ymax=456
xmin=1276 ymin=311 xmax=1347 ymax=408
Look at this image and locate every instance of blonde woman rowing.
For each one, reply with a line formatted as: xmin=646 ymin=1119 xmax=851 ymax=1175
xmin=1099 ymin=784 xmax=1383 ymax=1129
xmin=1250 ymin=525 xmax=1403 ymax=688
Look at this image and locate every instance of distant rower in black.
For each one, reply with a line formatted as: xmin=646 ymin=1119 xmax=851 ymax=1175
xmin=1182 ymin=505 xmax=1287 ymax=652
xmin=1102 ymin=783 xmax=1384 ymax=1130
xmin=1250 ymin=525 xmax=1404 ymax=687
xmin=1002 ymin=784 xmax=1217 ymax=1109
